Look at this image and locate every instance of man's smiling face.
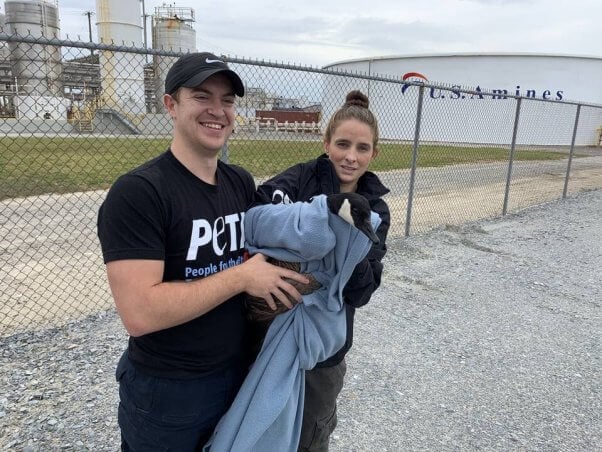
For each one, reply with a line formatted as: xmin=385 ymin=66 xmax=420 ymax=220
xmin=166 ymin=73 xmax=236 ymax=155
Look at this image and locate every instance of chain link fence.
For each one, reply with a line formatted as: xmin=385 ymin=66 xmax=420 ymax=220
xmin=1 ymin=32 xmax=602 ymax=335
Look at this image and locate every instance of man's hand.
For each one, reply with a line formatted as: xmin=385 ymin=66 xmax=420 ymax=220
xmin=241 ymin=254 xmax=310 ymax=310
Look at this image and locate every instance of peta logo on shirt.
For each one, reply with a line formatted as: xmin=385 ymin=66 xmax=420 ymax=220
xmin=186 ymin=212 xmax=246 ymax=260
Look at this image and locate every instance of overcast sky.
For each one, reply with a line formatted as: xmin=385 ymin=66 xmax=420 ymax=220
xmin=6 ymin=0 xmax=601 ymax=67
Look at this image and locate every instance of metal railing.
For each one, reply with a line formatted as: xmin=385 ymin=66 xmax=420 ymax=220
xmin=1 ymin=32 xmax=601 ymax=335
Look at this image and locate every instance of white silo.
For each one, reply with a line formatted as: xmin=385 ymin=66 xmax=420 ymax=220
xmin=95 ymin=0 xmax=145 ymax=116
xmin=4 ymin=0 xmax=63 ymax=97
xmin=152 ymin=5 xmax=196 ymax=112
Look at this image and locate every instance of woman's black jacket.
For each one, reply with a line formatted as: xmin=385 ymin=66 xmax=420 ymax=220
xmin=254 ymin=154 xmax=390 ymax=367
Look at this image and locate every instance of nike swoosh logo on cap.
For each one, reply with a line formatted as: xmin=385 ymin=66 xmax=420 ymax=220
xmin=206 ymin=58 xmax=224 ymax=64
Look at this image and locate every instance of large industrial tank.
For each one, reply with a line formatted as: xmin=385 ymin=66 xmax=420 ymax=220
xmin=95 ymin=0 xmax=145 ymax=115
xmin=323 ymin=53 xmax=602 ymax=146
xmin=4 ymin=0 xmax=63 ymax=96
xmin=152 ymin=5 xmax=196 ymax=112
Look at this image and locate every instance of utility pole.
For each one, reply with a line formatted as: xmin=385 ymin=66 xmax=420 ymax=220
xmin=83 ymin=11 xmax=94 ymax=56
xmin=141 ymin=0 xmax=149 ymax=63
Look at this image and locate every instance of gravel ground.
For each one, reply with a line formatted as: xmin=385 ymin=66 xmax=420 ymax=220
xmin=1 ymin=189 xmax=600 ymax=451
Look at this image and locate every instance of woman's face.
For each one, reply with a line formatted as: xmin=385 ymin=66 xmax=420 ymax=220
xmin=324 ymin=118 xmax=378 ymax=193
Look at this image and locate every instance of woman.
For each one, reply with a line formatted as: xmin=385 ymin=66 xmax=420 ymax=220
xmin=254 ymin=90 xmax=390 ymax=451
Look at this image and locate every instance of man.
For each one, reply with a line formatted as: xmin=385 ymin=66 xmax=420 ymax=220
xmin=97 ymin=52 xmax=309 ymax=451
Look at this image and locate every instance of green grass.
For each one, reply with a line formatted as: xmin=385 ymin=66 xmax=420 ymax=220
xmin=0 ymin=136 xmax=570 ymax=200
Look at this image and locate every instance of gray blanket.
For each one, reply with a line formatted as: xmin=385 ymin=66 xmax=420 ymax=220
xmin=205 ymin=194 xmax=381 ymax=451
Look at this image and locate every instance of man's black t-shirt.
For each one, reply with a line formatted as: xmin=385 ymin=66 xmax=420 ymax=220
xmin=97 ymin=150 xmax=255 ymax=378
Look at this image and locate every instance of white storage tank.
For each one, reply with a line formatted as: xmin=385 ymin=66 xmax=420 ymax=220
xmin=323 ymin=53 xmax=602 ymax=146
xmin=4 ymin=0 xmax=63 ymax=96
xmin=152 ymin=5 xmax=196 ymax=112
xmin=95 ymin=0 xmax=145 ymax=116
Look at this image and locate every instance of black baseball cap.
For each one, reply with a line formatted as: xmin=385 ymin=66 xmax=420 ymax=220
xmin=164 ymin=52 xmax=245 ymax=97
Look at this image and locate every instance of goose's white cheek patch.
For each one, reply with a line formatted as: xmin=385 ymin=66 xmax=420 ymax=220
xmin=338 ymin=198 xmax=353 ymax=225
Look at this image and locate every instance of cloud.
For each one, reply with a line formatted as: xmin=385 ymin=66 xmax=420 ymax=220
xmin=8 ymin=0 xmax=600 ymax=67
xmin=336 ymin=18 xmax=472 ymax=55
xmin=460 ymin=0 xmax=526 ymax=3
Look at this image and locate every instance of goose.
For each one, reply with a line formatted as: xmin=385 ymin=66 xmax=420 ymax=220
xmin=245 ymin=192 xmax=378 ymax=324
xmin=326 ymin=192 xmax=379 ymax=244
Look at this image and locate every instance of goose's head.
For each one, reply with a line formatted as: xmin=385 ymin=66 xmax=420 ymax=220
xmin=326 ymin=193 xmax=379 ymax=244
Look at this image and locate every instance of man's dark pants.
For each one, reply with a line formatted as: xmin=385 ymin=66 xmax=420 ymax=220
xmin=116 ymin=352 xmax=245 ymax=451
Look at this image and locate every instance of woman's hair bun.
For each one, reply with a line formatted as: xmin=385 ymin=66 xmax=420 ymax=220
xmin=344 ymin=90 xmax=369 ymax=109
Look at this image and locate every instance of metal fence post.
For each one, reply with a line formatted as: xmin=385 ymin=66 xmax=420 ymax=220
xmin=502 ymin=97 xmax=522 ymax=216
xmin=405 ymin=84 xmax=425 ymax=237
xmin=563 ymin=104 xmax=581 ymax=198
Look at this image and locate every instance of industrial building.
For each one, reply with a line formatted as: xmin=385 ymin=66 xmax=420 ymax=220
xmin=1 ymin=2 xmax=600 ymax=144
xmin=323 ymin=53 xmax=602 ymax=146
xmin=0 ymin=0 xmax=209 ymax=137
xmin=0 ymin=0 xmax=316 ymax=134
xmin=0 ymin=0 xmax=198 ymax=126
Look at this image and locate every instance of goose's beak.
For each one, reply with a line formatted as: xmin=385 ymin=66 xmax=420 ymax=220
xmin=357 ymin=219 xmax=379 ymax=244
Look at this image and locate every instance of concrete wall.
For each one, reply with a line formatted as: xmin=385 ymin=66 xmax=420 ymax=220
xmin=0 ymin=113 xmax=171 ymax=136
xmin=91 ymin=111 xmax=134 ymax=135
xmin=255 ymin=110 xmax=320 ymax=123
xmin=0 ymin=118 xmax=78 ymax=134
xmin=136 ymin=113 xmax=171 ymax=136
xmin=14 ymin=95 xmax=70 ymax=120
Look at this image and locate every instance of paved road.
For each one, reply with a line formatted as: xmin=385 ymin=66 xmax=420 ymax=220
xmin=1 ymin=156 xmax=601 ymax=334
xmin=378 ymin=155 xmax=602 ymax=197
